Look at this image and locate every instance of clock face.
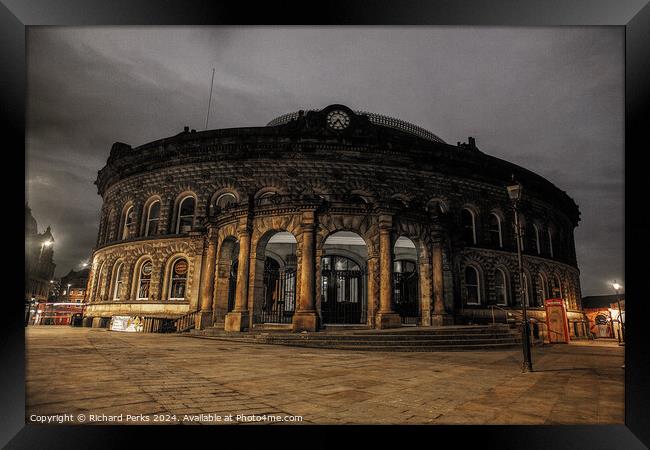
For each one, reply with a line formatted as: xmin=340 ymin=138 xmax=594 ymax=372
xmin=326 ymin=110 xmax=350 ymax=130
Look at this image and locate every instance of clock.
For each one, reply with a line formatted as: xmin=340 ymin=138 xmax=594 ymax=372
xmin=326 ymin=110 xmax=350 ymax=130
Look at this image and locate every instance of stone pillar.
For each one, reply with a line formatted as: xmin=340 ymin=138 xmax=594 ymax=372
xmin=431 ymin=238 xmax=452 ymax=326
xmin=376 ymin=214 xmax=401 ymax=329
xmin=366 ymin=255 xmax=379 ymax=328
xmin=292 ymin=210 xmax=319 ymax=332
xmin=197 ymin=233 xmax=217 ymax=329
xmin=224 ymin=223 xmax=251 ymax=331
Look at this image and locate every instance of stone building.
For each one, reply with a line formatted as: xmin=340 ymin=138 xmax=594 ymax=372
xmin=59 ymin=268 xmax=90 ymax=303
xmin=25 ymin=204 xmax=55 ymax=304
xmin=84 ymin=105 xmax=585 ymax=337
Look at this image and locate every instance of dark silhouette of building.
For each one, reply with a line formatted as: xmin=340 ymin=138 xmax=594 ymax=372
xmin=25 ymin=204 xmax=55 ymax=304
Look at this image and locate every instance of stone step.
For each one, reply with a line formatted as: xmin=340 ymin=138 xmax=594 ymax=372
xmin=251 ymin=333 xmax=517 ymax=342
xmin=184 ymin=335 xmax=521 ymax=352
xmin=255 ymin=338 xmax=520 ymax=346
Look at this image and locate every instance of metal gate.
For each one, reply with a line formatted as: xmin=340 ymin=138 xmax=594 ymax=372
xmin=393 ymin=260 xmax=419 ymax=325
xmin=321 ymin=256 xmax=365 ymax=324
xmin=256 ymin=258 xmax=296 ymax=324
xmin=227 ymin=260 xmax=237 ymax=313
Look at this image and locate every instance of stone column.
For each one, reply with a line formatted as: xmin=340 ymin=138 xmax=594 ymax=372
xmin=197 ymin=232 xmax=217 ymax=329
xmin=431 ymin=238 xmax=452 ymax=326
xmin=292 ymin=210 xmax=319 ymax=332
xmin=224 ymin=222 xmax=251 ymax=331
xmin=366 ymin=255 xmax=379 ymax=328
xmin=376 ymin=214 xmax=401 ymax=329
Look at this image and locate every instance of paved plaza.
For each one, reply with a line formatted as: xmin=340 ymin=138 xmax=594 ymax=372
xmin=25 ymin=327 xmax=624 ymax=425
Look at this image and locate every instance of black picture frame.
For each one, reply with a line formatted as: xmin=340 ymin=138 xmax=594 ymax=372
xmin=4 ymin=0 xmax=649 ymax=448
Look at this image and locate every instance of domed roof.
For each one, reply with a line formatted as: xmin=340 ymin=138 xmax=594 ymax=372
xmin=267 ymin=108 xmax=446 ymax=144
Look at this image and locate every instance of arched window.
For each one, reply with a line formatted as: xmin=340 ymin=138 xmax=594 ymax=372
xmin=461 ymin=208 xmax=476 ymax=245
xmin=215 ymin=193 xmax=236 ymax=210
xmin=111 ymin=262 xmax=124 ymax=301
xmin=547 ymin=229 xmax=554 ymax=258
xmin=176 ymin=196 xmax=195 ymax=233
xmin=533 ymin=224 xmax=541 ymax=254
xmin=488 ymin=213 xmax=503 ymax=248
xmin=168 ymin=258 xmax=188 ymax=300
xmin=536 ymin=274 xmax=547 ymax=306
xmin=465 ymin=266 xmax=481 ymax=305
xmin=551 ymin=275 xmax=562 ymax=298
xmin=121 ymin=205 xmax=135 ymax=240
xmin=145 ymin=200 xmax=160 ymax=237
xmin=136 ymin=260 xmax=153 ymax=300
xmin=495 ymin=268 xmax=508 ymax=305
xmin=258 ymin=191 xmax=278 ymax=206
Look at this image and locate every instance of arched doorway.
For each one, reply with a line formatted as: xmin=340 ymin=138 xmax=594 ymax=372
xmin=258 ymin=257 xmax=296 ymax=324
xmin=393 ymin=260 xmax=419 ymax=324
xmin=393 ymin=236 xmax=419 ymax=325
xmin=321 ymin=256 xmax=364 ymax=324
xmin=252 ymin=231 xmax=297 ymax=325
xmin=320 ymin=231 xmax=368 ymax=325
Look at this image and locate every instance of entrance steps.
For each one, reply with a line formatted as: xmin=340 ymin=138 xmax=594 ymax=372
xmin=188 ymin=324 xmax=522 ymax=351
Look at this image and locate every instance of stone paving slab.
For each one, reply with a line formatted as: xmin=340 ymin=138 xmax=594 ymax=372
xmin=25 ymin=327 xmax=624 ymax=425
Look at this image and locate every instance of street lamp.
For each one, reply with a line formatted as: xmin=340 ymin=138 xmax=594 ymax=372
xmin=507 ymin=177 xmax=533 ymax=373
xmin=611 ymin=280 xmax=625 ymax=344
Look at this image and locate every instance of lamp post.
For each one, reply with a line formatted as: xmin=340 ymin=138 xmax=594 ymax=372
xmin=612 ymin=281 xmax=625 ymax=344
xmin=507 ymin=178 xmax=533 ymax=373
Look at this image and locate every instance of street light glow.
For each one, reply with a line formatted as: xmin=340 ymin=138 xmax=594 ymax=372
xmin=42 ymin=240 xmax=53 ymax=247
xmin=612 ymin=281 xmax=621 ymax=291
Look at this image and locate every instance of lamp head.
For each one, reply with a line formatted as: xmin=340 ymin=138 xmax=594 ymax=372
xmin=507 ymin=178 xmax=523 ymax=202
xmin=612 ymin=282 xmax=621 ymax=291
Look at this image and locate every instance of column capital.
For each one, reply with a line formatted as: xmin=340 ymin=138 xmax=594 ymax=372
xmin=378 ymin=213 xmax=393 ymax=231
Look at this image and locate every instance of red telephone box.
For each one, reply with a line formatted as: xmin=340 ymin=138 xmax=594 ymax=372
xmin=544 ymin=298 xmax=570 ymax=344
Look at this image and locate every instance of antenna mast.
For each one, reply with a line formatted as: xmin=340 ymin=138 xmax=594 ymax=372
xmin=205 ymin=68 xmax=215 ymax=130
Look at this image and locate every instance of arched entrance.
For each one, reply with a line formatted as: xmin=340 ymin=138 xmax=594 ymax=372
xmin=259 ymin=257 xmax=296 ymax=324
xmin=393 ymin=236 xmax=419 ymax=325
xmin=320 ymin=231 xmax=368 ymax=325
xmin=252 ymin=231 xmax=297 ymax=325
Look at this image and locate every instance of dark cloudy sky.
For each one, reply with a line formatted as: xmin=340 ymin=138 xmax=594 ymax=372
xmin=25 ymin=26 xmax=624 ymax=295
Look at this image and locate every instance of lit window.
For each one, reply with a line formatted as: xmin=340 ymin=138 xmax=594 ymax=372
xmin=215 ymin=193 xmax=237 ymax=210
xmin=169 ymin=259 xmax=188 ymax=300
xmin=121 ymin=205 xmax=135 ymax=240
xmin=112 ymin=262 xmax=123 ymax=301
xmin=536 ymin=274 xmax=547 ymax=306
xmin=137 ymin=260 xmax=153 ymax=300
xmin=145 ymin=200 xmax=160 ymax=237
xmin=176 ymin=196 xmax=195 ymax=233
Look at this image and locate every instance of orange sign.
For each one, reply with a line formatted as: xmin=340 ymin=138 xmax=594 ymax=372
xmin=544 ymin=298 xmax=569 ymax=343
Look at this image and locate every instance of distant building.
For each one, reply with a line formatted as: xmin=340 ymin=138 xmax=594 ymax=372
xmin=25 ymin=204 xmax=55 ymax=304
xmin=35 ymin=268 xmax=90 ymax=325
xmin=60 ymin=268 xmax=90 ymax=303
xmin=582 ymin=294 xmax=625 ymax=339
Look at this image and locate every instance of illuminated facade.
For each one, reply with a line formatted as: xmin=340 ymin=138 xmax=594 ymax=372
xmin=84 ymin=105 xmax=586 ymax=337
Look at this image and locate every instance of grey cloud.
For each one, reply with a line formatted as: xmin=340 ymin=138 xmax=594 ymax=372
xmin=26 ymin=27 xmax=623 ymax=295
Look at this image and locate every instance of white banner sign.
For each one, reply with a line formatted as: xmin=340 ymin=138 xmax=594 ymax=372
xmin=110 ymin=315 xmax=144 ymax=332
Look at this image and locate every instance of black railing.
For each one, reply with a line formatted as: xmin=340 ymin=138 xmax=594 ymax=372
xmin=394 ymin=271 xmax=419 ymax=325
xmin=321 ymin=269 xmax=365 ymax=324
xmin=255 ymin=268 xmax=296 ymax=324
